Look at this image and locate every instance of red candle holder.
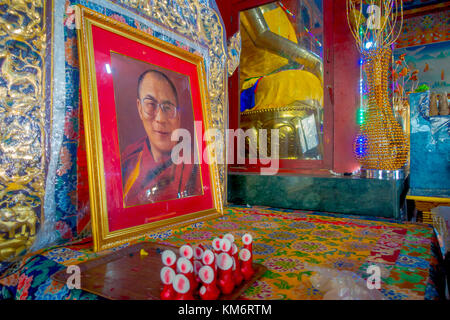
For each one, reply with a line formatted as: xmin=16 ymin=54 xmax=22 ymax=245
xmin=161 ymin=250 xmax=177 ymax=272
xmin=160 ymin=266 xmax=176 ymax=300
xmin=198 ymin=265 xmax=220 ymax=300
xmin=179 ymin=244 xmax=194 ymax=264
xmin=217 ymin=252 xmax=235 ymax=295
xmin=231 ymin=243 xmax=244 ymax=286
xmin=193 ymin=244 xmax=204 ymax=260
xmin=193 ymin=260 xmax=203 ymax=284
xmin=239 ymin=248 xmax=255 ymax=280
xmin=221 ymin=238 xmax=232 ymax=256
xmin=224 ymin=233 xmax=235 ymax=244
xmin=242 ymin=233 xmax=253 ymax=253
xmin=177 ymin=257 xmax=198 ymax=291
xmin=202 ymin=249 xmax=216 ymax=273
xmin=212 ymin=237 xmax=222 ymax=255
xmin=173 ymin=274 xmax=194 ymax=300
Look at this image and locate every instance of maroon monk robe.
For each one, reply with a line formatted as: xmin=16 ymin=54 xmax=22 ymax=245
xmin=121 ymin=136 xmax=202 ymax=207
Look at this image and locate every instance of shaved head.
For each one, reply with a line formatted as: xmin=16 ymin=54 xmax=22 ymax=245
xmin=137 ymin=69 xmax=178 ymax=106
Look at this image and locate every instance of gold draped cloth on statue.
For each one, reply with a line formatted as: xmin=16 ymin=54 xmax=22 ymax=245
xmin=239 ymin=6 xmax=323 ymax=111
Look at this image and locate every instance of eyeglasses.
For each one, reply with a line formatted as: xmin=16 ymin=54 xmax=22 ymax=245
xmin=141 ymin=98 xmax=179 ymax=119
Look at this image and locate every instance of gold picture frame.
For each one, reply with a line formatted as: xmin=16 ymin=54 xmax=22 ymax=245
xmin=75 ymin=5 xmax=223 ymax=252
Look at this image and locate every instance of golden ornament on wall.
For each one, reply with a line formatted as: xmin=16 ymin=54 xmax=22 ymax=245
xmin=0 ymin=0 xmax=46 ymax=261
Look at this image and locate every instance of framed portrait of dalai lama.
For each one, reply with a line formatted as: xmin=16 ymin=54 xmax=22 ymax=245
xmin=76 ymin=6 xmax=223 ymax=251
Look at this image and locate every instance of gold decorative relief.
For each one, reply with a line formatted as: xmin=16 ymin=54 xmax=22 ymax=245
xmin=227 ymin=31 xmax=241 ymax=77
xmin=0 ymin=0 xmax=46 ymax=261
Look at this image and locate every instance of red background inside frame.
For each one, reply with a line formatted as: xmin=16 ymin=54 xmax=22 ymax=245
xmin=90 ymin=25 xmax=214 ymax=232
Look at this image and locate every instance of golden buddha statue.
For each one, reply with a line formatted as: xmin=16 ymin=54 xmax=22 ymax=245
xmin=239 ymin=2 xmax=324 ymax=159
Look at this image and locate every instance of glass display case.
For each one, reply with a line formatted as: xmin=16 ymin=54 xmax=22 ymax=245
xmin=219 ymin=0 xmax=361 ymax=175
xmin=238 ymin=1 xmax=324 ymax=161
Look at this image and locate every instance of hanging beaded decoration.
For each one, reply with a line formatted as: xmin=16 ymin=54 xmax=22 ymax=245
xmin=347 ymin=0 xmax=408 ymax=170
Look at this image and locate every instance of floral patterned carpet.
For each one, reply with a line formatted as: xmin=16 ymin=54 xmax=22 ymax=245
xmin=0 ymin=205 xmax=445 ymax=300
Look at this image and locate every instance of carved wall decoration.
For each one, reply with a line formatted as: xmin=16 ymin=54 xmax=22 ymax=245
xmin=0 ymin=0 xmax=47 ymax=261
xmin=227 ymin=31 xmax=241 ymax=77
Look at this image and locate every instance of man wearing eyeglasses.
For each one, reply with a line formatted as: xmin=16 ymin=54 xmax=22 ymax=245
xmin=121 ymin=69 xmax=202 ymax=207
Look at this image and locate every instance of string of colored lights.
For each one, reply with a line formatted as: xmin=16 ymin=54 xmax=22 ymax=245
xmin=278 ymin=1 xmax=322 ymax=47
